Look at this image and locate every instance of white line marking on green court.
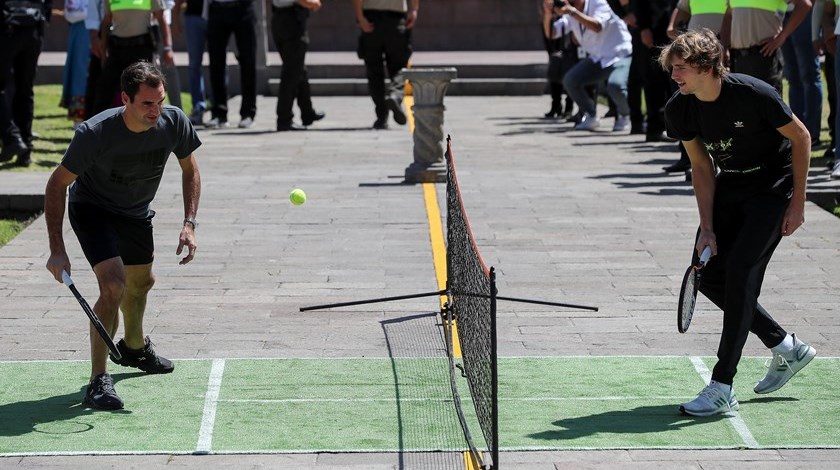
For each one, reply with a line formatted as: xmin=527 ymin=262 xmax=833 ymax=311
xmin=689 ymin=356 xmax=759 ymax=447
xmin=195 ymin=358 xmax=225 ymax=454
xmin=217 ymin=396 xmax=693 ymax=404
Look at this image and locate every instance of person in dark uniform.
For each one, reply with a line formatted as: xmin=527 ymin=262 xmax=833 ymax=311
xmin=0 ymin=0 xmax=51 ymax=166
xmin=541 ymin=2 xmax=578 ymax=120
xmin=661 ymin=29 xmax=816 ymax=417
xmin=205 ymin=0 xmax=257 ymax=129
xmin=270 ymin=0 xmax=325 ymax=131
xmin=93 ymin=0 xmax=174 ymax=115
xmin=352 ymin=0 xmax=418 ymax=130
xmin=630 ymin=0 xmax=674 ymax=142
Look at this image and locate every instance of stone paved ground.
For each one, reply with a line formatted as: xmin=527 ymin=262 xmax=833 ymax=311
xmin=1 ymin=95 xmax=838 ymax=469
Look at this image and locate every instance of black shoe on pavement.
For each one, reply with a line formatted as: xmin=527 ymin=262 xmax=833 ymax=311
xmin=386 ymin=96 xmax=407 ymax=125
xmin=663 ymin=159 xmax=692 ymax=173
xmin=84 ymin=373 xmax=124 ymax=410
xmin=276 ymin=122 xmax=307 ymax=132
xmin=301 ymin=111 xmax=325 ymax=126
xmin=15 ymin=148 xmax=31 ymax=167
xmin=110 ymin=336 xmax=174 ymax=374
xmin=372 ymin=118 xmax=389 ymax=130
xmin=824 ymin=147 xmax=835 ymax=167
xmin=0 ymin=138 xmax=27 ymax=162
xmin=646 ymin=131 xmax=677 ymax=143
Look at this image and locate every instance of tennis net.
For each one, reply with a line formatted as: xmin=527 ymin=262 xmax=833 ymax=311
xmin=444 ymin=136 xmax=498 ymax=469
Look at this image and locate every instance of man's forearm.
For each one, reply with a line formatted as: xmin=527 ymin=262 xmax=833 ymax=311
xmin=44 ymin=180 xmax=68 ymax=255
xmin=683 ymin=139 xmax=717 ymax=231
xmin=182 ymin=168 xmax=201 ymax=219
xmin=351 ymin=0 xmax=365 ymax=22
xmin=569 ymin=8 xmax=602 ymax=32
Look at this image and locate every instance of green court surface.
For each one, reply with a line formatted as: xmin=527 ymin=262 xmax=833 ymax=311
xmin=1 ymin=357 xmax=838 ymax=456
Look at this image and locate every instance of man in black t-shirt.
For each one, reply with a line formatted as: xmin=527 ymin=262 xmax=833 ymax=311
xmin=660 ymin=29 xmax=816 ymax=417
xmin=44 ymin=62 xmax=202 ymax=410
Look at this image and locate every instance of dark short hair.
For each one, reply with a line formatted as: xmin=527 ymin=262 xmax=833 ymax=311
xmin=120 ymin=61 xmax=167 ymax=101
xmin=659 ymin=28 xmax=728 ymax=78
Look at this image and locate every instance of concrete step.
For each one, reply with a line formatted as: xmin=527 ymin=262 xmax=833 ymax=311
xmin=35 ymin=51 xmax=550 ymax=96
xmin=271 ymin=78 xmax=547 ymax=96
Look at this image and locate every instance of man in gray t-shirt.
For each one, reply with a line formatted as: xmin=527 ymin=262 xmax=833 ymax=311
xmin=44 ymin=62 xmax=202 ymax=410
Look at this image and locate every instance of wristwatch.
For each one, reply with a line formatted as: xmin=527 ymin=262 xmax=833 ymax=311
xmin=183 ymin=216 xmax=197 ymax=229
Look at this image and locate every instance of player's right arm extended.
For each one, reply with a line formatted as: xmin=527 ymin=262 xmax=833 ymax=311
xmin=683 ymin=138 xmax=717 ymax=256
xmin=44 ymin=165 xmax=79 ymax=282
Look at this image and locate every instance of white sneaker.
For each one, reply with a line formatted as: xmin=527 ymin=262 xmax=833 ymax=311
xmin=680 ymin=381 xmax=739 ymax=417
xmin=574 ymin=113 xmax=600 ymax=131
xmin=754 ymin=334 xmax=816 ymax=394
xmin=205 ymin=117 xmax=229 ymax=129
xmin=613 ymin=114 xmax=630 ymax=132
xmin=831 ymin=160 xmax=840 ymax=179
xmin=238 ymin=117 xmax=254 ymax=129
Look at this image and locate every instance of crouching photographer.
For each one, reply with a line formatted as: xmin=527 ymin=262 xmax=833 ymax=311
xmin=542 ymin=0 xmax=633 ymax=132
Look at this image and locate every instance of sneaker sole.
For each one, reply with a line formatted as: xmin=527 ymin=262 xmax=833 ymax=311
xmin=679 ymin=401 xmax=739 ymax=417
xmin=753 ymin=347 xmax=816 ymax=394
xmin=84 ymin=396 xmax=124 ymax=410
xmin=110 ymin=355 xmax=175 ymax=374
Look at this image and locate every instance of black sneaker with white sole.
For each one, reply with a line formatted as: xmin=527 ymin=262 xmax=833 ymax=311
xmin=84 ymin=373 xmax=124 ymax=410
xmin=110 ymin=336 xmax=174 ymax=374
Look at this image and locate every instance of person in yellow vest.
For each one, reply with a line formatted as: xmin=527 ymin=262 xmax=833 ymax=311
xmin=352 ymin=0 xmax=419 ymax=130
xmin=667 ymin=0 xmax=727 ymax=39
xmin=721 ymin=0 xmax=812 ymax=92
xmin=93 ymin=0 xmax=174 ymax=115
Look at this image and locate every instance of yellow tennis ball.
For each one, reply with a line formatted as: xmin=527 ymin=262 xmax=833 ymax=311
xmin=289 ymin=188 xmax=307 ymax=206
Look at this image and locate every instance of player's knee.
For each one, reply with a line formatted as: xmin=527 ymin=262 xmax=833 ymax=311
xmin=98 ymin=276 xmax=126 ymax=305
xmin=127 ymin=272 xmax=155 ymax=296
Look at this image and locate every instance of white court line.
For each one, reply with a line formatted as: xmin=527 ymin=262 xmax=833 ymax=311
xmin=689 ymin=356 xmax=759 ymax=448
xmin=217 ymin=395 xmax=692 ymax=404
xmin=195 ymin=358 xmax=225 ymax=454
xmin=1 ymin=356 xmax=838 ymax=364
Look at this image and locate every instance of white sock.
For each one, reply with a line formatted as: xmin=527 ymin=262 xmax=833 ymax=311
xmin=710 ymin=380 xmax=731 ymax=394
xmin=772 ymin=334 xmax=796 ymax=354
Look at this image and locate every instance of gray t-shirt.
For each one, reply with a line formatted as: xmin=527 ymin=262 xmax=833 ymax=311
xmin=64 ymin=105 xmax=201 ymax=218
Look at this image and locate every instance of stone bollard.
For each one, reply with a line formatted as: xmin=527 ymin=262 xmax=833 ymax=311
xmin=402 ymin=67 xmax=458 ymax=183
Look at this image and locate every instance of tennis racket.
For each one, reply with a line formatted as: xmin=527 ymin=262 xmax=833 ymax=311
xmin=677 ymin=246 xmax=712 ymax=334
xmin=62 ymin=271 xmax=122 ymax=360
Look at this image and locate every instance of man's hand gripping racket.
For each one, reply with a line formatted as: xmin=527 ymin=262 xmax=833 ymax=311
xmin=677 ymin=246 xmax=712 ymax=333
xmin=61 ymin=271 xmax=122 ymax=360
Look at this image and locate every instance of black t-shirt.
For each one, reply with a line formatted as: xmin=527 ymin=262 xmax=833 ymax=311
xmin=665 ymin=73 xmax=794 ymax=192
xmin=63 ymin=105 xmax=201 ymax=218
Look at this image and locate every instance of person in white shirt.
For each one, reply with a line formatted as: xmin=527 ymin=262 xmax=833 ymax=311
xmin=542 ymin=0 xmax=633 ymax=132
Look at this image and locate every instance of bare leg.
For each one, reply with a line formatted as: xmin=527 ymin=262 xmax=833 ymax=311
xmin=120 ymin=263 xmax=155 ymax=350
xmin=90 ymin=257 xmax=126 ymax=379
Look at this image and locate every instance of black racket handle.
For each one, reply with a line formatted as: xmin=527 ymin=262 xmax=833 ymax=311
xmin=62 ymin=271 xmax=122 ymax=360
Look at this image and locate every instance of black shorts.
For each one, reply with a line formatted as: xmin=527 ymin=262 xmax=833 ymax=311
xmin=68 ymin=203 xmax=155 ymax=267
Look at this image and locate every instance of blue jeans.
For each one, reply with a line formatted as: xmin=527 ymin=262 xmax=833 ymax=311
xmin=563 ymin=56 xmax=631 ymax=117
xmin=185 ymin=14 xmax=209 ymax=112
xmin=781 ymin=11 xmax=822 ymax=141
